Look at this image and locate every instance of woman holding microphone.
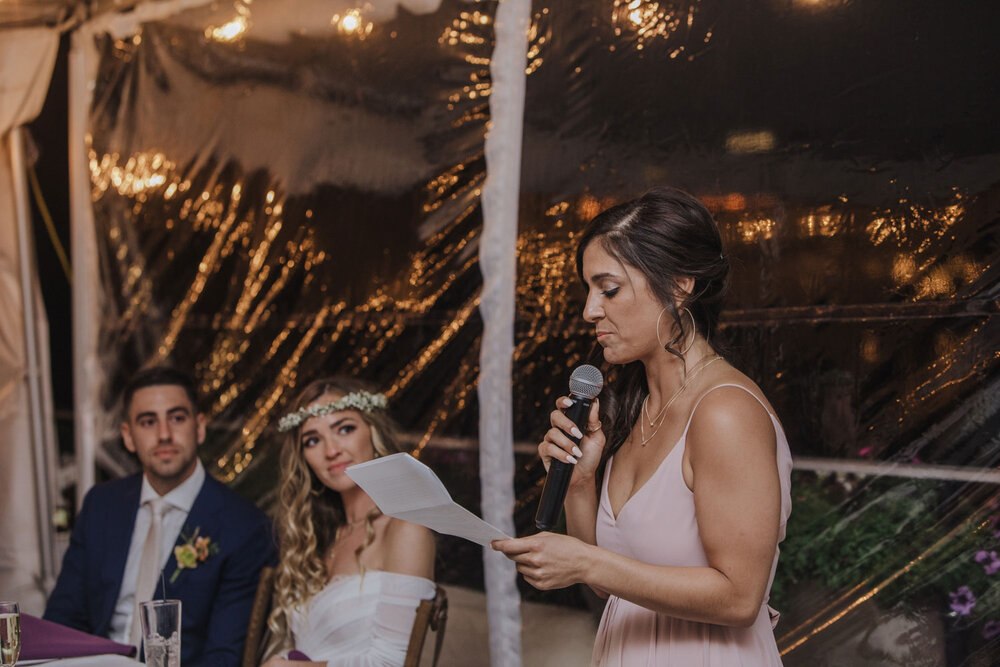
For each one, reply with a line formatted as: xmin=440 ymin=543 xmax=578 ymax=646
xmin=493 ymin=187 xmax=792 ymax=666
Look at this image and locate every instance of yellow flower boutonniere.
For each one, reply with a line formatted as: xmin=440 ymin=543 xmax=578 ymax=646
xmin=169 ymin=527 xmax=219 ymax=583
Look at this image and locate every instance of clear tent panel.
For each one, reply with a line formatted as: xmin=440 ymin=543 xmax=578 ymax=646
xmin=81 ymin=0 xmax=1000 ymax=663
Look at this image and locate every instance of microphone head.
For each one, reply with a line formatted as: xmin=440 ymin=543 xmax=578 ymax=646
xmin=569 ymin=364 xmax=604 ymax=399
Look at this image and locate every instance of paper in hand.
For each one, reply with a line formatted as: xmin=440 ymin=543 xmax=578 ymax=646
xmin=345 ymin=453 xmax=510 ymax=546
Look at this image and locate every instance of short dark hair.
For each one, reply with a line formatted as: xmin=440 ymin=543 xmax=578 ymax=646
xmin=122 ymin=366 xmax=201 ymax=419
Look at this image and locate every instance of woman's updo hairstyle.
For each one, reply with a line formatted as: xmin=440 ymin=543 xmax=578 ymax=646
xmin=575 ymin=186 xmax=729 ymax=351
xmin=575 ymin=186 xmax=730 ymax=487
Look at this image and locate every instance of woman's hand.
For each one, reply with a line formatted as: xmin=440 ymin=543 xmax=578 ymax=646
xmin=538 ymin=396 xmax=604 ymax=487
xmin=491 ymin=532 xmax=593 ymax=590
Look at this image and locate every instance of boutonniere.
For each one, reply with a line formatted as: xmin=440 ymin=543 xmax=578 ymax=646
xmin=169 ymin=527 xmax=220 ymax=583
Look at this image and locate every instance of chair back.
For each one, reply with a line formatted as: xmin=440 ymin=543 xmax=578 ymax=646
xmin=404 ymin=585 xmax=448 ymax=667
xmin=242 ymin=565 xmax=276 ymax=667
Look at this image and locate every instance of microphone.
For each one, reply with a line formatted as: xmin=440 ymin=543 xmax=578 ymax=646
xmin=535 ymin=364 xmax=604 ymax=531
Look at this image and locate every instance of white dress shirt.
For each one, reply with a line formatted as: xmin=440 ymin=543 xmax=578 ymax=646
xmin=108 ymin=461 xmax=206 ymax=644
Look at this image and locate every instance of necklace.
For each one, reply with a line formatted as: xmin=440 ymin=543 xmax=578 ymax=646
xmin=642 ymin=354 xmax=723 ymax=429
xmin=639 ymin=355 xmax=723 ymax=447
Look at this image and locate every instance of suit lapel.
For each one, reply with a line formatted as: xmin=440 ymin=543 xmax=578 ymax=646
xmin=101 ymin=475 xmax=142 ymax=630
xmin=158 ymin=476 xmax=219 ymax=598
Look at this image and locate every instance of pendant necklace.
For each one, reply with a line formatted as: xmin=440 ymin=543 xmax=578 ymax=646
xmin=639 ymin=355 xmax=723 ymax=447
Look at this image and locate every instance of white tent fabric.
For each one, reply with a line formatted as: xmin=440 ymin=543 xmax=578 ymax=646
xmin=478 ymin=0 xmax=532 ymax=664
xmin=0 ymin=26 xmax=60 ymax=615
xmin=66 ymin=0 xmax=527 ymax=661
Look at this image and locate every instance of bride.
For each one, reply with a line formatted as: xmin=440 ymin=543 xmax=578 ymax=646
xmin=261 ymin=377 xmax=436 ymax=667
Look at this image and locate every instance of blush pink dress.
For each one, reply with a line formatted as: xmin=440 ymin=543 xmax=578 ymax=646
xmin=593 ymin=384 xmax=793 ymax=666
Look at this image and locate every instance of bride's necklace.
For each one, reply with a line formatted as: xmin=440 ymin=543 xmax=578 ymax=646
xmin=334 ymin=509 xmax=380 ymax=539
xmin=328 ymin=511 xmax=380 ymax=560
xmin=639 ymin=355 xmax=723 ymax=447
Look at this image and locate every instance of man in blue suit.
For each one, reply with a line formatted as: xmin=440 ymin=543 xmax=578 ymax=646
xmin=45 ymin=366 xmax=276 ymax=667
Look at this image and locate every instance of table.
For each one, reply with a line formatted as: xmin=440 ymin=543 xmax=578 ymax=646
xmin=19 ymin=655 xmax=139 ymax=666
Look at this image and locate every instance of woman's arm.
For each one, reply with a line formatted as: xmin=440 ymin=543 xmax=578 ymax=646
xmin=496 ymin=388 xmax=781 ymax=627
xmin=383 ymin=519 xmax=435 ymax=579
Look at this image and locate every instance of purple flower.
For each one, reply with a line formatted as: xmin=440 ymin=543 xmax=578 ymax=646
xmin=949 ymin=586 xmax=977 ymax=616
xmin=984 ymin=621 xmax=1000 ymax=640
xmin=974 ymin=550 xmax=1000 ymax=575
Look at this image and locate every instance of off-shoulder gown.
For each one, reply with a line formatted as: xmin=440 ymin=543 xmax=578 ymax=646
xmin=288 ymin=571 xmax=435 ymax=666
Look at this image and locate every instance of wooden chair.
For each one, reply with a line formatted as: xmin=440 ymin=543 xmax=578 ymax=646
xmin=242 ymin=565 xmax=276 ymax=667
xmin=404 ymin=585 xmax=448 ymax=667
xmin=242 ymin=567 xmax=448 ymax=667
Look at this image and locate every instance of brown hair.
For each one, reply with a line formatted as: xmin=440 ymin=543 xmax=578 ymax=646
xmin=576 ymin=186 xmax=730 ymax=489
xmin=122 ymin=365 xmax=201 ymax=419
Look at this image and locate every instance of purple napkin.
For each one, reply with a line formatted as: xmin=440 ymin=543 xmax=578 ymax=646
xmin=20 ymin=613 xmax=137 ymax=659
xmin=288 ymin=649 xmax=311 ymax=661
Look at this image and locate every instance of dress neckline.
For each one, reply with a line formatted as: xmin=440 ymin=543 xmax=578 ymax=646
xmin=605 ymin=432 xmax=685 ymax=522
xmin=324 ymin=570 xmax=434 ymax=586
xmin=604 ymin=382 xmax=782 ymax=523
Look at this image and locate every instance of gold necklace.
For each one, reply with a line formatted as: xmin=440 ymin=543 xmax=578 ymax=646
xmin=642 ymin=354 xmax=722 ymax=429
xmin=639 ymin=355 xmax=723 ymax=447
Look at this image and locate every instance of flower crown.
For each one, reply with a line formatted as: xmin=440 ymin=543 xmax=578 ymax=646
xmin=277 ymin=390 xmax=387 ymax=433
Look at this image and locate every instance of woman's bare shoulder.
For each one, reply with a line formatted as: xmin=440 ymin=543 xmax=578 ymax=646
xmin=686 ymin=368 xmax=777 ymax=459
xmin=382 ymin=517 xmax=435 ymax=578
xmin=698 ymin=365 xmax=776 ymax=417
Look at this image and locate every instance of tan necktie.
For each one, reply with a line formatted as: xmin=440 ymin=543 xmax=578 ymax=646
xmin=130 ymin=497 xmax=168 ymax=648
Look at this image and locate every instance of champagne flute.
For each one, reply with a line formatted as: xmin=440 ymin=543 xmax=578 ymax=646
xmin=0 ymin=601 xmax=19 ymax=667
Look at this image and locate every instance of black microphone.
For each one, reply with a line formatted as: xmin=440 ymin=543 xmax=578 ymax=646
xmin=535 ymin=364 xmax=604 ymax=531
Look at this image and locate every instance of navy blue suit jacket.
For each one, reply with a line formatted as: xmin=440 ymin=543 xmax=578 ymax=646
xmin=44 ymin=472 xmax=276 ymax=667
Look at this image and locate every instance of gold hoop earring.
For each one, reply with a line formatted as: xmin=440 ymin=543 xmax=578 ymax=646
xmin=679 ymin=307 xmax=696 ymax=355
xmin=655 ymin=307 xmax=670 ymax=349
xmin=656 ymin=306 xmax=697 ymax=354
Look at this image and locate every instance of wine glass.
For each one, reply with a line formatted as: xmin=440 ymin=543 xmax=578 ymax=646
xmin=0 ymin=602 xmax=19 ymax=667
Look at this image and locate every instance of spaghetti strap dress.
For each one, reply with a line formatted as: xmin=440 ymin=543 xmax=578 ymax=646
xmin=592 ymin=384 xmax=793 ymax=666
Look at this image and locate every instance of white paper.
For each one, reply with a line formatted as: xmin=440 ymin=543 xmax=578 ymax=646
xmin=345 ymin=453 xmax=511 ymax=546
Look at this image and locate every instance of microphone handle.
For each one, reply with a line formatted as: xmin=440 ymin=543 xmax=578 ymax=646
xmin=535 ymin=394 xmax=594 ymax=531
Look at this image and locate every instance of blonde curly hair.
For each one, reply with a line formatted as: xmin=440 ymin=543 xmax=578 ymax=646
xmin=268 ymin=376 xmax=409 ymax=635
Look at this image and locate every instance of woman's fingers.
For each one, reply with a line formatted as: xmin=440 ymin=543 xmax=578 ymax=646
xmin=549 ymin=404 xmax=584 ymax=440
xmin=492 ymin=534 xmax=573 ymax=591
xmin=546 ymin=426 xmax=580 ymax=459
xmin=491 ymin=536 xmax=538 ymax=556
xmin=586 ymin=398 xmax=602 ymax=434
xmin=539 ymin=441 xmax=576 ymax=470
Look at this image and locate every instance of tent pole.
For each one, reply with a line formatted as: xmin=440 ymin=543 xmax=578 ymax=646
xmin=68 ymin=28 xmax=99 ymax=504
xmin=9 ymin=125 xmax=59 ymax=592
xmin=478 ymin=0 xmax=532 ymax=664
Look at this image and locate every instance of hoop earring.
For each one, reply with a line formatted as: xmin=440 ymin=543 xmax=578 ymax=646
xmin=656 ymin=306 xmax=697 ymax=354
xmin=678 ymin=307 xmax=696 ymax=355
xmin=655 ymin=307 xmax=670 ymax=349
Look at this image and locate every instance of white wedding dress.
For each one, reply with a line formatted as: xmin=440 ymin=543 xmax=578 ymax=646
xmin=288 ymin=571 xmax=436 ymax=666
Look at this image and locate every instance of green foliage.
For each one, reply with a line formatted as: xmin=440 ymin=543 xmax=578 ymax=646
xmin=771 ymin=472 xmax=1000 ymax=634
